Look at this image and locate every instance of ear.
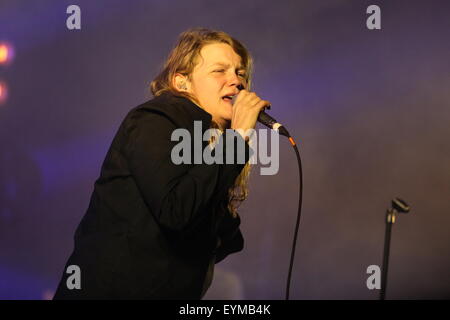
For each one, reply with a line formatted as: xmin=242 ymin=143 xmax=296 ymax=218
xmin=173 ymin=73 xmax=191 ymax=92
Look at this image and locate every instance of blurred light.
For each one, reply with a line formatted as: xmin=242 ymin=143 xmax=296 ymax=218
xmin=0 ymin=45 xmax=7 ymax=62
xmin=0 ymin=42 xmax=14 ymax=65
xmin=0 ymin=81 xmax=8 ymax=104
xmin=42 ymin=289 xmax=55 ymax=300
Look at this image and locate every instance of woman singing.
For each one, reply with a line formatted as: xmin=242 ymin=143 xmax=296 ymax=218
xmin=54 ymin=27 xmax=270 ymax=299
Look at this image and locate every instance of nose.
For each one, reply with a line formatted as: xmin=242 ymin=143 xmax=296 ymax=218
xmin=228 ymin=72 xmax=243 ymax=89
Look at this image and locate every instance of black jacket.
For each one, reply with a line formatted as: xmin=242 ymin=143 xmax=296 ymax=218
xmin=53 ymin=92 xmax=251 ymax=299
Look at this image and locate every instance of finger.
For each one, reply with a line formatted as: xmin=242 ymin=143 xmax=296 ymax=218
xmin=255 ymin=100 xmax=270 ymax=110
xmin=234 ymin=89 xmax=250 ymax=104
xmin=246 ymin=94 xmax=263 ymax=106
xmin=237 ymin=94 xmax=257 ymax=108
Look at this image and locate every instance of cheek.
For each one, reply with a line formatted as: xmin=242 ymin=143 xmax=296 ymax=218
xmin=192 ymin=76 xmax=225 ymax=101
xmin=202 ymin=81 xmax=224 ymax=99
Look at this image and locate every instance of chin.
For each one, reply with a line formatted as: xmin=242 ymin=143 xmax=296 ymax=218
xmin=223 ymin=106 xmax=233 ymax=119
xmin=222 ymin=113 xmax=233 ymax=124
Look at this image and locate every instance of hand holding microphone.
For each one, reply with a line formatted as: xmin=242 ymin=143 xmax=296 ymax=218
xmin=230 ymin=88 xmax=271 ymax=136
xmin=232 ymin=84 xmax=290 ymax=138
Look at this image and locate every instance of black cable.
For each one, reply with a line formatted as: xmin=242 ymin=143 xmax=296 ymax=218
xmin=285 ymin=136 xmax=303 ymax=300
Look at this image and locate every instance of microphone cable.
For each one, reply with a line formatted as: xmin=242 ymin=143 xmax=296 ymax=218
xmin=235 ymin=85 xmax=304 ymax=299
xmin=255 ymin=115 xmax=303 ymax=300
xmin=283 ymin=133 xmax=303 ymax=300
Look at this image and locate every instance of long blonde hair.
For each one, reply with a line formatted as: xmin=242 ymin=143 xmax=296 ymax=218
xmin=150 ymin=27 xmax=253 ymax=217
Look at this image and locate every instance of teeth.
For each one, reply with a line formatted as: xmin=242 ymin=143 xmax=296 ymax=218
xmin=222 ymin=95 xmax=237 ymax=103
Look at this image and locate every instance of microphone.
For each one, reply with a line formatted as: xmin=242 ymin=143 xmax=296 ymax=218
xmin=235 ymin=84 xmax=290 ymax=137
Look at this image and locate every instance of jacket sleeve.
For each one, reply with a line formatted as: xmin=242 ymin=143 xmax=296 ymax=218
xmin=214 ymin=210 xmax=244 ymax=264
xmin=124 ymin=109 xmax=251 ymax=233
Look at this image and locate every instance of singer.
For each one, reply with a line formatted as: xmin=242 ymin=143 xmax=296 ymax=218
xmin=53 ymin=28 xmax=270 ymax=299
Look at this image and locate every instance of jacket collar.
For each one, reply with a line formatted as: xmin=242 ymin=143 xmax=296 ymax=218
xmin=155 ymin=91 xmax=212 ymax=125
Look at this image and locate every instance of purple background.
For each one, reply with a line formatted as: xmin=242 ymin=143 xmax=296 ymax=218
xmin=0 ymin=0 xmax=449 ymax=299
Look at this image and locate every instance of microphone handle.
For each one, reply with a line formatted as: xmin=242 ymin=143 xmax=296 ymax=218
xmin=258 ymin=111 xmax=290 ymax=137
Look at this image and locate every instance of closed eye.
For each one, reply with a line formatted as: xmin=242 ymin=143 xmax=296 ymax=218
xmin=213 ymin=69 xmax=246 ymax=79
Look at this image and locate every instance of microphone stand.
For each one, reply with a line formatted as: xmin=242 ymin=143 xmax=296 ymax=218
xmin=380 ymin=208 xmax=395 ymax=300
xmin=380 ymin=198 xmax=410 ymax=300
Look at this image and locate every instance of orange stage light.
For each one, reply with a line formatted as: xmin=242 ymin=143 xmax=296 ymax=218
xmin=0 ymin=82 xmax=8 ymax=104
xmin=0 ymin=44 xmax=8 ymax=63
xmin=0 ymin=42 xmax=14 ymax=65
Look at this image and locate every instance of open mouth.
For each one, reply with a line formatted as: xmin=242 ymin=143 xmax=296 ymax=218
xmin=222 ymin=95 xmax=234 ymax=103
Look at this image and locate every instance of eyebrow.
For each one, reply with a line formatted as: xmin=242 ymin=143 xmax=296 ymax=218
xmin=210 ymin=62 xmax=246 ymax=71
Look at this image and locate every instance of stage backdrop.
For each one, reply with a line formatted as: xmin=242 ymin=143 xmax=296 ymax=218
xmin=0 ymin=0 xmax=449 ymax=299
